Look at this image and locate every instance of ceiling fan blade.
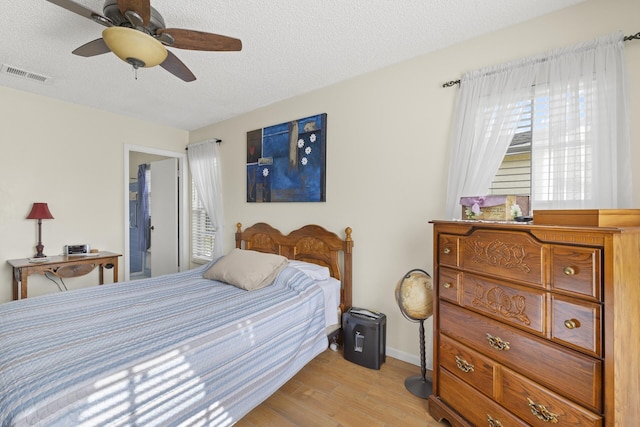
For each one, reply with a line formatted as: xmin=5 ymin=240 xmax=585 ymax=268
xmin=160 ymin=51 xmax=196 ymax=82
xmin=46 ymin=0 xmax=112 ymax=27
xmin=117 ymin=0 xmax=151 ymax=27
xmin=72 ymin=38 xmax=111 ymax=57
xmin=157 ymin=29 xmax=242 ymax=51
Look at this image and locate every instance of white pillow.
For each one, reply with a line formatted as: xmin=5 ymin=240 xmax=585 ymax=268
xmin=204 ymin=249 xmax=288 ymax=291
xmin=288 ymin=260 xmax=331 ymax=281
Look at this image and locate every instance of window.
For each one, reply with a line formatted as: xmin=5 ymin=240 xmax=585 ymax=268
xmin=191 ymin=180 xmax=215 ymax=263
xmin=489 ymin=100 xmax=532 ymax=196
xmin=489 ymin=151 xmax=531 ymax=196
xmin=530 ymin=85 xmax=593 ymax=207
xmin=490 ymin=84 xmax=592 ymax=207
xmin=447 ymin=32 xmax=630 ymax=218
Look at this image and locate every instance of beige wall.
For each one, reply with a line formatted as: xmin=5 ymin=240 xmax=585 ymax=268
xmin=129 ymin=151 xmax=172 ymax=180
xmin=0 ymin=87 xmax=188 ymax=301
xmin=1 ymin=0 xmax=637 ymax=365
xmin=190 ymin=0 xmax=640 ymax=364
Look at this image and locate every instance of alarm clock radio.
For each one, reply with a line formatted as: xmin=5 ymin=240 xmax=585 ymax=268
xmin=64 ymin=244 xmax=90 ymax=256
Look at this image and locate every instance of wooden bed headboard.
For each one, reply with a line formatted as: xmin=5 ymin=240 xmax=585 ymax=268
xmin=235 ymin=222 xmax=353 ymax=313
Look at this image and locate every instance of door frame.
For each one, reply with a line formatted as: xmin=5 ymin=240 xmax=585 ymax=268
xmin=123 ymin=144 xmax=189 ymax=281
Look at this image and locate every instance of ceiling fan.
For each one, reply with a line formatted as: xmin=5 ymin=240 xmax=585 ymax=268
xmin=46 ymin=0 xmax=242 ymax=82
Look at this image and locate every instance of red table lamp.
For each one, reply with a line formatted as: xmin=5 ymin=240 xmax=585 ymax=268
xmin=26 ymin=202 xmax=54 ymax=258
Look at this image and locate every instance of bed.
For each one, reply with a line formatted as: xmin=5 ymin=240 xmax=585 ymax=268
xmin=0 ymin=222 xmax=353 ymax=426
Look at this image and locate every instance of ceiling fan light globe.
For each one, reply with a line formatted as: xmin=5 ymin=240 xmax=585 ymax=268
xmin=102 ymin=27 xmax=167 ymax=68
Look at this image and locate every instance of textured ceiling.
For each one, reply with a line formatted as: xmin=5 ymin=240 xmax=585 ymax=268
xmin=0 ymin=0 xmax=585 ymax=131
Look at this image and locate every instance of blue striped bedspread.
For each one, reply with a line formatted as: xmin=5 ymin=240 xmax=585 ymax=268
xmin=0 ymin=265 xmax=328 ymax=426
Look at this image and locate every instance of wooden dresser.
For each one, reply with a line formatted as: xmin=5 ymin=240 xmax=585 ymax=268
xmin=429 ymin=220 xmax=640 ymax=427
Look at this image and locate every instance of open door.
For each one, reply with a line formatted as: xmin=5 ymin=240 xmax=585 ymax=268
xmin=149 ymin=158 xmax=179 ymax=277
xmin=124 ymin=145 xmax=188 ymax=282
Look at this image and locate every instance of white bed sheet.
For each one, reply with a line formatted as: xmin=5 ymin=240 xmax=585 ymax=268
xmin=287 ymin=260 xmax=340 ymax=331
xmin=315 ymin=276 xmax=341 ymax=330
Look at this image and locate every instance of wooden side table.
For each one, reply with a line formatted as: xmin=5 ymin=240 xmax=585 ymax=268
xmin=7 ymin=251 xmax=121 ymax=300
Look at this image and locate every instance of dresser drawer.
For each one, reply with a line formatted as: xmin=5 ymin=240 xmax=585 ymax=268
xmin=462 ymin=273 xmax=545 ymax=335
xmin=551 ymin=295 xmax=602 ymax=356
xmin=501 ymin=368 xmax=603 ymax=427
xmin=439 ymin=334 xmax=496 ymax=398
xmin=438 ymin=234 xmax=459 ymax=267
xmin=461 ymin=230 xmax=544 ymax=287
xmin=440 ymin=301 xmax=602 ymax=411
xmin=550 ymin=245 xmax=601 ymax=300
xmin=439 ymin=368 xmax=528 ymax=427
xmin=439 ymin=267 xmax=461 ymax=304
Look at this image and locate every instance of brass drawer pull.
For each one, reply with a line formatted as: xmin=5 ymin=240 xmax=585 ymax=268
xmin=487 ymin=415 xmax=503 ymax=427
xmin=563 ymin=266 xmax=576 ymax=276
xmin=455 ymin=355 xmax=474 ymax=373
xmin=527 ymin=397 xmax=559 ymax=423
xmin=564 ymin=319 xmax=580 ymax=329
xmin=486 ymin=333 xmax=510 ymax=351
xmin=443 ymin=282 xmax=453 ymax=289
xmin=443 ymin=248 xmax=451 ymax=254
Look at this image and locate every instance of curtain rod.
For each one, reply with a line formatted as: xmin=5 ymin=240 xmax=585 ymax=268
xmin=185 ymin=139 xmax=222 ymax=150
xmin=442 ymin=31 xmax=640 ymax=88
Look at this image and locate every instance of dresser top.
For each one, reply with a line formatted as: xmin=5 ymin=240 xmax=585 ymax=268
xmin=430 ymin=219 xmax=640 ymax=232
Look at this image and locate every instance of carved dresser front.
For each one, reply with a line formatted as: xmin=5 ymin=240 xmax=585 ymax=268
xmin=429 ymin=220 xmax=640 ymax=427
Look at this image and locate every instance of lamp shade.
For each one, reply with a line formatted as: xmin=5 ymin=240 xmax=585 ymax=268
xmin=102 ymin=26 xmax=168 ymax=68
xmin=26 ymin=203 xmax=54 ymax=220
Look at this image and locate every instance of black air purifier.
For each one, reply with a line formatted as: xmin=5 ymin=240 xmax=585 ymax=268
xmin=342 ymin=307 xmax=386 ymax=369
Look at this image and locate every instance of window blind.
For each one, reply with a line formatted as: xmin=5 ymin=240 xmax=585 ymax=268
xmin=489 ymin=82 xmax=592 ymax=203
xmin=191 ymin=179 xmax=215 ymax=262
xmin=530 ymin=82 xmax=592 ymax=205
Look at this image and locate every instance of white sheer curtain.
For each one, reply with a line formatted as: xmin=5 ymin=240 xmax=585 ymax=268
xmin=444 ymin=32 xmax=631 ymax=218
xmin=187 ymin=140 xmax=225 ymax=259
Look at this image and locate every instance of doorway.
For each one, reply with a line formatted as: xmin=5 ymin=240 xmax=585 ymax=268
xmin=123 ymin=145 xmax=189 ymax=281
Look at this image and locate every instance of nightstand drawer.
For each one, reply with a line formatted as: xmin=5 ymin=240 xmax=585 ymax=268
xmin=440 ymin=301 xmax=602 ymax=411
xmin=439 ymin=334 xmax=496 ymax=398
xmin=501 ymin=368 xmax=602 ymax=427
xmin=550 ymin=245 xmax=601 ymax=300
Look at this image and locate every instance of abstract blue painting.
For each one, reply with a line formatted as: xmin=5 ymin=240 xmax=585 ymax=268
xmin=247 ymin=113 xmax=327 ymax=202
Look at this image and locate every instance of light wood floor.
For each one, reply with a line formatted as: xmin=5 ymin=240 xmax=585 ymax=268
xmin=236 ymin=349 xmax=450 ymax=427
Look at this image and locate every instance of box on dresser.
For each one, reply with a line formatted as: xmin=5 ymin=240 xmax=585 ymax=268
xmin=460 ymin=195 xmax=529 ymax=221
xmin=533 ymin=209 xmax=640 ymax=227
xmin=429 ymin=217 xmax=640 ymax=427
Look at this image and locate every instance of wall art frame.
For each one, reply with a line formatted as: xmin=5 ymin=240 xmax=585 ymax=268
xmin=246 ymin=113 xmax=327 ymax=202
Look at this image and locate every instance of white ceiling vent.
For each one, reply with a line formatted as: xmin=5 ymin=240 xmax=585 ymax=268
xmin=1 ymin=64 xmax=53 ymax=85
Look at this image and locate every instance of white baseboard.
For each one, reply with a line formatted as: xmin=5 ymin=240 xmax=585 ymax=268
xmin=386 ymin=347 xmax=434 ymax=370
